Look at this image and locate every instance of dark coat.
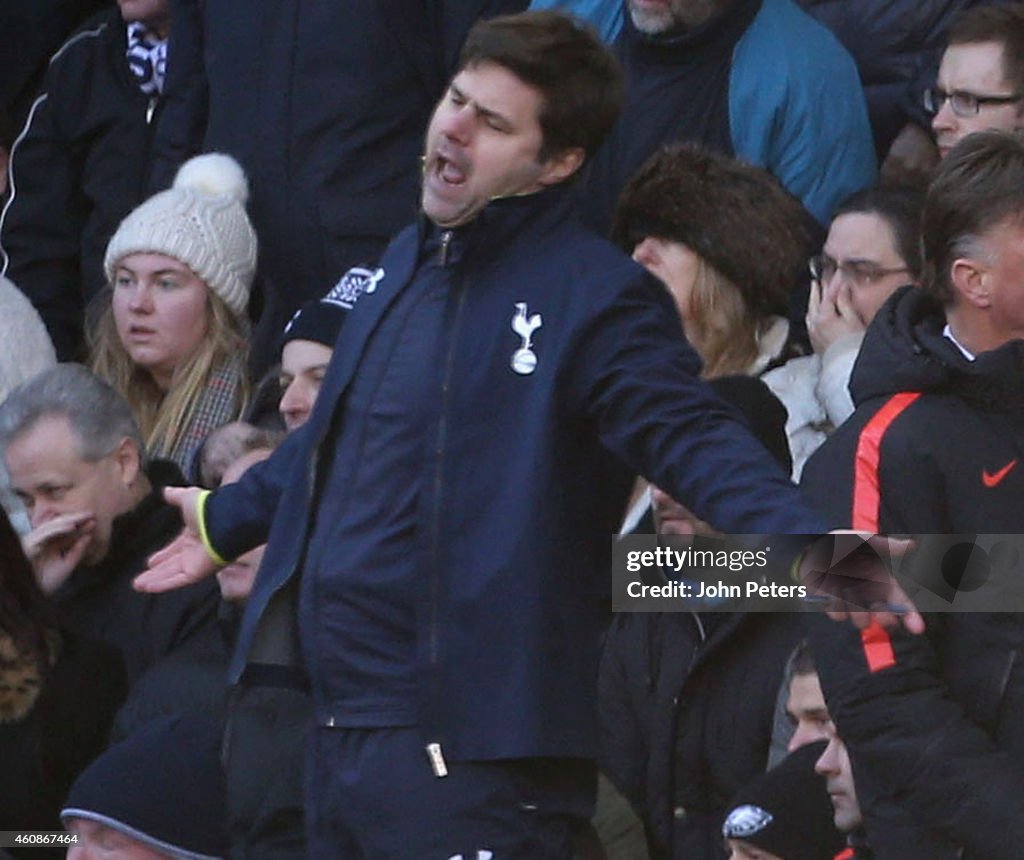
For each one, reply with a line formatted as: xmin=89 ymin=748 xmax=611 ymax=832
xmin=801 ymin=286 xmax=1024 ymax=857
xmin=599 ymin=610 xmax=805 ymax=859
xmin=0 ymin=631 xmax=126 ymax=851
xmin=205 ymin=184 xmax=827 ymax=765
xmin=0 ymin=0 xmax=108 ymax=130
xmin=0 ymin=8 xmax=180 ymax=360
xmin=52 ymin=460 xmax=221 ymax=686
xmin=811 ymin=611 xmax=1024 ymax=859
xmin=797 ymin=0 xmax=1000 ymax=157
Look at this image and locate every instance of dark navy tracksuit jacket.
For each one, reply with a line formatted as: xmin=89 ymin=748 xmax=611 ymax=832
xmin=205 ymin=185 xmax=828 ymax=764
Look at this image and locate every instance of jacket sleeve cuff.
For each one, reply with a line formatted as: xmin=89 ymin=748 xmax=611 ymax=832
xmin=196 ymin=490 xmax=228 ymax=567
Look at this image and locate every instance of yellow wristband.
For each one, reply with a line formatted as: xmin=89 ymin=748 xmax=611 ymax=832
xmin=791 ymin=541 xmax=812 ymax=584
xmin=196 ymin=490 xmax=228 ymax=567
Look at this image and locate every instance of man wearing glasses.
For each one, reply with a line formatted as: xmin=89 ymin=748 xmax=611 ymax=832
xmin=927 ymin=3 xmax=1024 ymax=159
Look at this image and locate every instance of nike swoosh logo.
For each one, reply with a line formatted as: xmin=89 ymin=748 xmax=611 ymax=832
xmin=983 ymin=459 xmax=1018 ymax=488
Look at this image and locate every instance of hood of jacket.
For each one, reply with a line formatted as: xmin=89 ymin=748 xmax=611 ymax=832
xmin=850 ymin=285 xmax=1024 ymax=418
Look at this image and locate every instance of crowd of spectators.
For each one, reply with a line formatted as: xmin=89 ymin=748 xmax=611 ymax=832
xmin=1 ymin=2 xmax=1024 ymax=859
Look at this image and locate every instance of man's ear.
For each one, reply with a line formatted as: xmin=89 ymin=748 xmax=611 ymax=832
xmin=538 ymin=147 xmax=585 ymax=187
xmin=950 ymin=256 xmax=992 ymax=309
xmin=112 ymin=437 xmax=142 ymax=487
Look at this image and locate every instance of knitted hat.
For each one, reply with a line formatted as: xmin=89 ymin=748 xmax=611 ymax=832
xmin=62 ymin=715 xmax=228 ymax=860
xmin=611 ymin=144 xmax=810 ymax=317
xmin=0 ymin=275 xmax=56 ymax=401
xmin=280 ymin=293 xmax=349 ymax=353
xmin=722 ymin=741 xmax=846 ymax=860
xmin=104 ymin=153 xmax=257 ymax=318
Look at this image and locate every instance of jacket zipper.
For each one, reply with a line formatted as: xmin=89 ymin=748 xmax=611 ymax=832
xmin=425 ymin=229 xmax=463 ymax=774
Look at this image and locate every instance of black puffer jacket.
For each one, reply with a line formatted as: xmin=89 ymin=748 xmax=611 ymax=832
xmin=797 ymin=0 xmax=997 ymax=157
xmin=811 ymin=609 xmax=1024 ymax=859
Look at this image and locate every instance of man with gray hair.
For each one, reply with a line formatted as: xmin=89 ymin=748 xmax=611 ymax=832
xmin=0 ymin=364 xmax=219 ymax=684
xmin=801 ymin=130 xmax=1024 ymax=857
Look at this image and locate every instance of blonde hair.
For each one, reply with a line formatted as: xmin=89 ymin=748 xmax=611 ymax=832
xmin=687 ymin=257 xmax=768 ymax=379
xmin=89 ymin=289 xmax=249 ymax=460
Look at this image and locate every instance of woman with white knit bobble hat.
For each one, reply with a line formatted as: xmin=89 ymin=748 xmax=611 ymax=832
xmin=90 ymin=152 xmax=256 ymax=473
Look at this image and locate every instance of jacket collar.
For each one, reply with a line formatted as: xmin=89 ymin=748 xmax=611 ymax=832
xmin=851 ymin=285 xmax=1024 ymax=417
xmin=619 ymin=0 xmax=762 ymax=65
xmin=414 ymin=182 xmax=581 ymax=267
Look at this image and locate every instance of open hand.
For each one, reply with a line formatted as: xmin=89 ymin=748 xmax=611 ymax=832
xmin=133 ymin=486 xmax=221 ymax=593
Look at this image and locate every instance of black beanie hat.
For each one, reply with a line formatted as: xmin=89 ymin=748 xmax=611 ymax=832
xmin=280 ymin=296 xmax=347 ymax=352
xmin=62 ymin=715 xmax=228 ymax=860
xmin=611 ymin=143 xmax=810 ymax=318
xmin=722 ymin=741 xmax=845 ymax=860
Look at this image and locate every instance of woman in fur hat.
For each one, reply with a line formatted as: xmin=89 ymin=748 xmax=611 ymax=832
xmin=613 ymin=144 xmax=809 ymax=381
xmin=613 ymin=145 xmax=919 ymax=479
xmin=90 ymin=153 xmax=255 ymax=473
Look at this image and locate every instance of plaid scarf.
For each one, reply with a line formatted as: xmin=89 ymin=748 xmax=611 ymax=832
xmin=126 ymin=22 xmax=167 ymax=96
xmin=165 ymin=356 xmax=245 ymax=474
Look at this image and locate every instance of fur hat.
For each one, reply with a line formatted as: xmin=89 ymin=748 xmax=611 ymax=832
xmin=722 ymin=741 xmax=846 ymax=860
xmin=611 ymin=144 xmax=810 ymax=317
xmin=104 ymin=153 xmax=257 ymax=318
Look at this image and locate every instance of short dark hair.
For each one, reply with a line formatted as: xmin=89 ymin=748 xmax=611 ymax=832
xmin=459 ymin=10 xmax=624 ymax=162
xmin=833 ymin=185 xmax=925 ymax=280
xmin=948 ymin=3 xmax=1024 ymax=97
xmin=921 ymin=130 xmax=1024 ymax=304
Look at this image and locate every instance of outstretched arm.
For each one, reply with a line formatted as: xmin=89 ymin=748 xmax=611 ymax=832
xmin=134 ymin=487 xmax=219 ymax=593
xmin=134 ymin=427 xmax=306 ymax=592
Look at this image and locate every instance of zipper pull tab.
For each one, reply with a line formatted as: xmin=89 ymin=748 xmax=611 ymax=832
xmin=439 ymin=230 xmax=453 ymax=266
xmin=146 ymin=97 xmax=157 ymax=125
xmin=425 ymin=742 xmax=449 ymax=777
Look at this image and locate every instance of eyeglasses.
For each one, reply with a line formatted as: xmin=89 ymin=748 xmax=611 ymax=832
xmin=923 ymin=87 xmax=1023 ymax=118
xmin=809 ymin=254 xmax=909 ymax=289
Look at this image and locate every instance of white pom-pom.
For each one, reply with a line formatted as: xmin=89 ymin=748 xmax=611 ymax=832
xmin=173 ymin=153 xmax=249 ymax=203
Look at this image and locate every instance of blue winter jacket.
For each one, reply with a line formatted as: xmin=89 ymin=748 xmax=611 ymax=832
xmin=203 ymin=185 xmax=828 ymax=762
xmin=552 ymin=0 xmax=877 ymax=228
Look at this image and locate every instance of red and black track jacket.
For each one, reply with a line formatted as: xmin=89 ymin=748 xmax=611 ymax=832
xmin=801 ymin=285 xmax=1024 ymax=533
xmin=802 ymin=286 xmax=1024 ymax=858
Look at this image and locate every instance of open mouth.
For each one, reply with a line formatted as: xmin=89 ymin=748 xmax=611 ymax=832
xmin=434 ymin=151 xmax=468 ymax=186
